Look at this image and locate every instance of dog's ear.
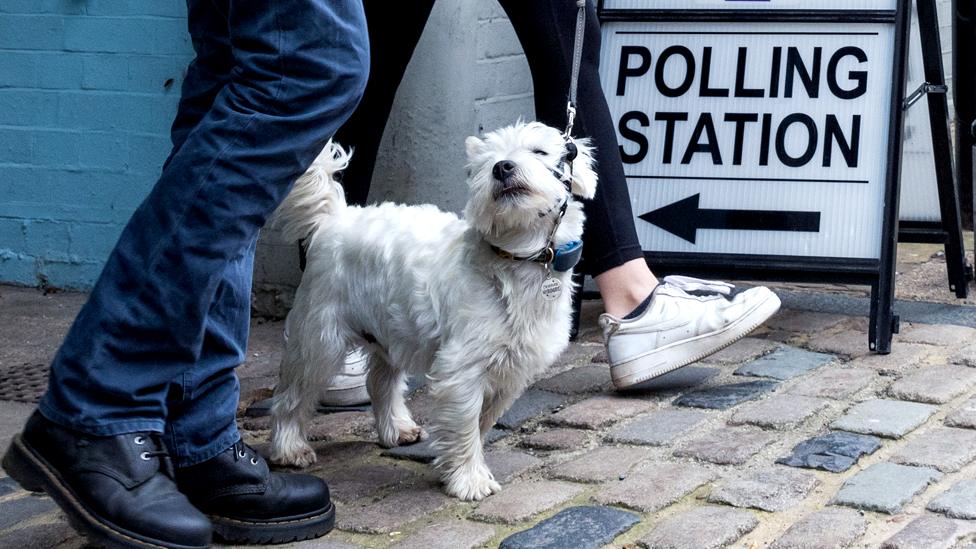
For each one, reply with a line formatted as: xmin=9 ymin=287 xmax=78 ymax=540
xmin=465 ymin=136 xmax=485 ymax=161
xmin=569 ymin=139 xmax=598 ymax=199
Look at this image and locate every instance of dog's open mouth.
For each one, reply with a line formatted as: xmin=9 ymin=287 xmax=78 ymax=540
xmin=494 ymin=182 xmax=531 ymax=200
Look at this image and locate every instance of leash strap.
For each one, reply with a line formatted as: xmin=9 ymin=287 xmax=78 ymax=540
xmin=565 ymin=0 xmax=586 ymax=137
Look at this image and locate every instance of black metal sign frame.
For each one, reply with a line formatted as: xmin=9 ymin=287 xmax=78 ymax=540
xmin=597 ymin=0 xmax=912 ymax=353
xmin=897 ymin=0 xmax=972 ymax=298
xmin=953 ymin=0 xmax=976 ymax=266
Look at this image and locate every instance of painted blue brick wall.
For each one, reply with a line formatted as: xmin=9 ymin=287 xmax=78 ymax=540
xmin=0 ymin=1 xmax=191 ymax=289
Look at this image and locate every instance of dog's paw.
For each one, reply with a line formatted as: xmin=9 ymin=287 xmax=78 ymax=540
xmin=377 ymin=426 xmax=400 ymax=449
xmin=269 ymin=440 xmax=318 ymax=468
xmin=397 ymin=425 xmax=428 ymax=446
xmin=378 ymin=419 xmax=427 ymax=448
xmin=443 ymin=464 xmax=502 ymax=501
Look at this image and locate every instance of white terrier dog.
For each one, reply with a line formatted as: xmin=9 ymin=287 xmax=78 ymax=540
xmin=268 ymin=122 xmax=597 ymax=501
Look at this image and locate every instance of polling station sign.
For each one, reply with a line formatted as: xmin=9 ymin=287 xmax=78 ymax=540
xmin=599 ymin=10 xmax=900 ymax=260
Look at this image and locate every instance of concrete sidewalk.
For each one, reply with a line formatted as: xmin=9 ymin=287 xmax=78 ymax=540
xmin=0 ymin=240 xmax=975 ymax=548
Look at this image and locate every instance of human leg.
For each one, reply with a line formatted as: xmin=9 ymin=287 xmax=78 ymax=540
xmin=164 ymin=240 xmax=255 ymax=467
xmin=157 ymin=4 xmax=249 ymax=464
xmin=165 ymin=0 xmax=234 ymax=166
xmin=160 ymin=0 xmax=370 ymax=540
xmin=5 ymin=0 xmax=369 ymax=545
xmin=39 ymin=0 xmax=368 ymax=438
xmin=594 ymin=259 xmax=660 ymax=317
xmin=158 ymin=0 xmax=270 ymax=467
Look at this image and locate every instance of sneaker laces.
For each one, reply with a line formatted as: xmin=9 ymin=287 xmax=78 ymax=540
xmin=661 ymin=275 xmax=734 ymax=296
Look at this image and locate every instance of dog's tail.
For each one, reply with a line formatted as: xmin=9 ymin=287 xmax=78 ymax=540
xmin=273 ymin=140 xmax=351 ymax=243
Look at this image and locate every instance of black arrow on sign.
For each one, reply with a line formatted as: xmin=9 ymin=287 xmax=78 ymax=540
xmin=638 ymin=194 xmax=822 ymax=244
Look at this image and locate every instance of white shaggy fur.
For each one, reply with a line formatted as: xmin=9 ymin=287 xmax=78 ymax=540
xmin=268 ymin=122 xmax=597 ymax=501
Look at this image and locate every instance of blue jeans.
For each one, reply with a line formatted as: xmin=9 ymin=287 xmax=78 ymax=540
xmin=38 ymin=0 xmax=368 ymax=467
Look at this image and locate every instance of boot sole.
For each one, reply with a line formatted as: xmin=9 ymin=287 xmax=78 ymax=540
xmin=611 ymin=292 xmax=782 ymax=389
xmin=2 ymin=435 xmax=209 ymax=549
xmin=210 ymin=503 xmax=335 ymax=545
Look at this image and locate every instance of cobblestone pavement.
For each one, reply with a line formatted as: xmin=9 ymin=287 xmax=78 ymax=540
xmin=0 ymin=241 xmax=975 ymax=548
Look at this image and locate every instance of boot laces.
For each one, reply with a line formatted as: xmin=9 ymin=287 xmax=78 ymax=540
xmin=232 ymin=439 xmax=261 ymax=465
xmin=134 ymin=434 xmax=169 ymax=461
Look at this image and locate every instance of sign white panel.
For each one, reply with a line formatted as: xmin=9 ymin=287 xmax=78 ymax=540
xmin=899 ymin=5 xmax=941 ymax=223
xmin=603 ymin=0 xmax=897 ymax=11
xmin=600 ymin=21 xmax=896 ymax=259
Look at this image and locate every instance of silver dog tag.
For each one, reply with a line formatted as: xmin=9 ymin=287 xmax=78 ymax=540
xmin=541 ymin=275 xmax=562 ymax=300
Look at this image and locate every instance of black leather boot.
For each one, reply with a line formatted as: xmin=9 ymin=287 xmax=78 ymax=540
xmin=2 ymin=411 xmax=212 ymax=549
xmin=175 ymin=439 xmax=334 ymax=544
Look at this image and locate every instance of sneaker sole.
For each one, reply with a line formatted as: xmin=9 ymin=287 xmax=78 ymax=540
xmin=210 ymin=503 xmax=335 ymax=545
xmin=2 ymin=435 xmax=209 ymax=549
xmin=610 ymin=292 xmax=782 ymax=389
xmin=320 ymin=384 xmax=371 ymax=407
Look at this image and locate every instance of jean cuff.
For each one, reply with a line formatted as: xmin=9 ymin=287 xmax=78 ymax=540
xmin=171 ymin=422 xmax=241 ymax=468
xmin=38 ymin=399 xmax=166 ymax=437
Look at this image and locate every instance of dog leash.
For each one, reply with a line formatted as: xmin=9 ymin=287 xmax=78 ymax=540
xmin=556 ymin=0 xmax=586 ymax=173
xmin=564 ymin=0 xmax=586 ymax=140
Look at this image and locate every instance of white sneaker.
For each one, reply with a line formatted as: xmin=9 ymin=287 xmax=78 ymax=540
xmin=282 ymin=327 xmax=371 ymax=406
xmin=599 ymin=276 xmax=781 ymax=389
xmin=320 ymin=348 xmax=371 ymax=407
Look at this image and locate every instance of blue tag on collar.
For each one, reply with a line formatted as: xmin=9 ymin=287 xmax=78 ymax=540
xmin=552 ymin=240 xmax=583 ymax=272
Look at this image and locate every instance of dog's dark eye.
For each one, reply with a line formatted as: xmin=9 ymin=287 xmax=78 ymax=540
xmin=532 ymin=149 xmax=548 ymax=156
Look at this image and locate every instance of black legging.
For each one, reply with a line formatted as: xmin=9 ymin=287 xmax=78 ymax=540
xmin=332 ymin=0 xmax=643 ymax=276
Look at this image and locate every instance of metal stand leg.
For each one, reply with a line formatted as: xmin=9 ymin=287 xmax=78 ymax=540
xmin=869 ymin=281 xmax=901 ymax=354
xmin=954 ymin=0 xmax=975 ymax=233
xmin=917 ymin=0 xmax=971 ymax=297
xmin=873 ymin=0 xmax=913 ymax=354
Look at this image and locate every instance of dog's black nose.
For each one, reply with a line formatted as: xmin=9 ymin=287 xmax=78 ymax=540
xmin=492 ymin=160 xmax=517 ymax=181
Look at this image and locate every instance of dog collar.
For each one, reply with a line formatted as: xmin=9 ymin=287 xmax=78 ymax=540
xmin=490 ymin=239 xmax=582 ymax=272
xmin=489 ymin=194 xmax=581 ymax=272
